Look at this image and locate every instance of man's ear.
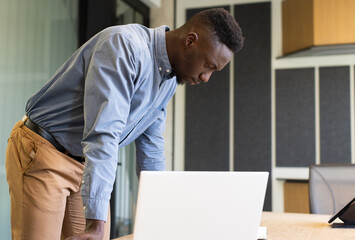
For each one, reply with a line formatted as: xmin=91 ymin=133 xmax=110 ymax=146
xmin=185 ymin=32 xmax=198 ymax=48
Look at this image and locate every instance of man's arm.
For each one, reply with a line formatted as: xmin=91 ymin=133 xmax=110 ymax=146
xmin=135 ymin=107 xmax=167 ymax=175
xmin=68 ymin=32 xmax=138 ymax=239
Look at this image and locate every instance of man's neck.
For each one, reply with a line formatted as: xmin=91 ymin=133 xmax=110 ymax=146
xmin=165 ymin=29 xmax=181 ymax=71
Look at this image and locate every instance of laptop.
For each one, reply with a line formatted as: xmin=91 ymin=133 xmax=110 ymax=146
xmin=133 ymin=171 xmax=269 ymax=240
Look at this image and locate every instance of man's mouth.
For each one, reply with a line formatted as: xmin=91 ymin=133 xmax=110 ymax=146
xmin=176 ymin=76 xmax=200 ymax=85
xmin=190 ymin=78 xmax=200 ymax=85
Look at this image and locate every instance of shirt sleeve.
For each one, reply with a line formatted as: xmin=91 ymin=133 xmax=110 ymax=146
xmin=81 ymin=33 xmax=137 ymax=221
xmin=135 ymin=107 xmax=167 ymax=176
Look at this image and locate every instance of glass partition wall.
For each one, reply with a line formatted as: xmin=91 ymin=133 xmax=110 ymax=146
xmin=0 ymin=1 xmax=79 ymax=239
xmin=0 ymin=0 xmax=148 ymax=239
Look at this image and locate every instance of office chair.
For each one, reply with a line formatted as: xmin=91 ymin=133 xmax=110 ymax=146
xmin=309 ymin=164 xmax=355 ymax=215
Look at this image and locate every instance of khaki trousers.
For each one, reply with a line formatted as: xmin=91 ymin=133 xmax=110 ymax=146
xmin=5 ymin=119 xmax=110 ymax=240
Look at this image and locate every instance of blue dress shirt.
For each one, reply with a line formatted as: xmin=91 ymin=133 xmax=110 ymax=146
xmin=25 ymin=24 xmax=177 ymax=221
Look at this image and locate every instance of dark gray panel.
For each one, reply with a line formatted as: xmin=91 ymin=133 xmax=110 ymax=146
xmin=234 ymin=2 xmax=271 ymax=210
xmin=184 ymin=6 xmax=231 ymax=171
xmin=276 ymin=68 xmax=315 ymax=167
xmin=185 ymin=67 xmax=230 ymax=171
xmin=320 ymin=66 xmax=351 ymax=164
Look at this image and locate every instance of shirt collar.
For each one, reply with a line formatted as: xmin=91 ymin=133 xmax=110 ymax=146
xmin=154 ymin=25 xmax=175 ymax=79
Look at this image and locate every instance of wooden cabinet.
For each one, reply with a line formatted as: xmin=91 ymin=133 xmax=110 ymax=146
xmin=284 ymin=181 xmax=310 ymax=213
xmin=282 ymin=0 xmax=355 ymax=55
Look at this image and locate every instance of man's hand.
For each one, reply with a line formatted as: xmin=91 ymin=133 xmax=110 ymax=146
xmin=65 ymin=219 xmax=105 ymax=240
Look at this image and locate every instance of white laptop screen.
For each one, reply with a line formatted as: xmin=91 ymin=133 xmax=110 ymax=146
xmin=133 ymin=171 xmax=268 ymax=240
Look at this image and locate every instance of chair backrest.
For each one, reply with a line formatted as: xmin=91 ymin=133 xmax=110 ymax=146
xmin=309 ymin=164 xmax=355 ymax=214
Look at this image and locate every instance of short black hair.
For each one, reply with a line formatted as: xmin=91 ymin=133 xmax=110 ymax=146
xmin=194 ymin=8 xmax=244 ymax=53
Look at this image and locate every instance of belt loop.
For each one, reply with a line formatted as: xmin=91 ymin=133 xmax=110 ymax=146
xmin=21 ymin=115 xmax=28 ymax=126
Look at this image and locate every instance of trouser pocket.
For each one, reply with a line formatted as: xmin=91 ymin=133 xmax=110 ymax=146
xmin=6 ymin=124 xmax=37 ymax=174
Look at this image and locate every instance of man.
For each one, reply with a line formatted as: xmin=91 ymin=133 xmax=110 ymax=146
xmin=5 ymin=8 xmax=243 ymax=240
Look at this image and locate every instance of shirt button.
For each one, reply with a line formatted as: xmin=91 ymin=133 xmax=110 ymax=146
xmin=158 ymin=67 xmax=162 ymax=71
xmin=83 ymin=205 xmax=86 ymax=210
xmin=82 ymin=180 xmax=85 ymax=184
xmin=166 ymin=69 xmax=170 ymax=73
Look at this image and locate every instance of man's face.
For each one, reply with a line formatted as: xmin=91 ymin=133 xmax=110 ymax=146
xmin=174 ymin=35 xmax=233 ymax=85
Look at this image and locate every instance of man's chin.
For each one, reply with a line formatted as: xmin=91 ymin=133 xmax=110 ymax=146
xmin=176 ymin=76 xmax=186 ymax=85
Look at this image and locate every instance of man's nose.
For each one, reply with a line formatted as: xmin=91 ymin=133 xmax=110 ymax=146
xmin=199 ymin=72 xmax=212 ymax=83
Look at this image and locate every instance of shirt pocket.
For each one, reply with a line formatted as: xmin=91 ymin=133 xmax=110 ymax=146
xmin=135 ymin=108 xmax=164 ymax=135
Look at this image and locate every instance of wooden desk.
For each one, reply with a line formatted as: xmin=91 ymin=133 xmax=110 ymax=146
xmin=261 ymin=212 xmax=354 ymax=240
xmin=114 ymin=212 xmax=355 ymax=240
xmin=114 ymin=235 xmax=133 ymax=240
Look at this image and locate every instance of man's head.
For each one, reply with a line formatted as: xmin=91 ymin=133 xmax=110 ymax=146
xmin=166 ymin=8 xmax=244 ymax=85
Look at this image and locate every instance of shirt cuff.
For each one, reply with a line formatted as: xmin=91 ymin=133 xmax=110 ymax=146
xmin=82 ymin=197 xmax=110 ymax=221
